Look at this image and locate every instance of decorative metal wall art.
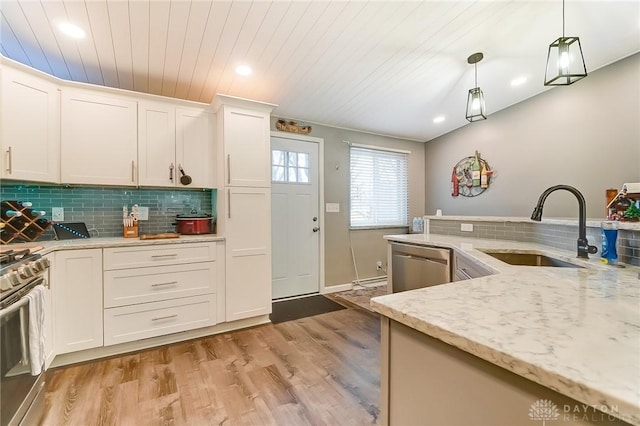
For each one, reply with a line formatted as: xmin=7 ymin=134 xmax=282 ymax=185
xmin=451 ymin=151 xmax=494 ymax=197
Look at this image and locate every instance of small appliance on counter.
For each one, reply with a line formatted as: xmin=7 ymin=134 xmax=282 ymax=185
xmin=175 ymin=212 xmax=215 ymax=235
xmin=52 ymin=222 xmax=91 ymax=240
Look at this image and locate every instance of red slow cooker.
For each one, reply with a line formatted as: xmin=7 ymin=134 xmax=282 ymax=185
xmin=175 ymin=214 xmax=214 ymax=235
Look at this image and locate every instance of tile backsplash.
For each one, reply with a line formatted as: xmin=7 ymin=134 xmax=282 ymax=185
xmin=1 ymin=183 xmax=216 ymax=242
xmin=429 ymin=219 xmax=640 ymax=266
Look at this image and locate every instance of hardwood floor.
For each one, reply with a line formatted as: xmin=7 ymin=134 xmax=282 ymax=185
xmin=42 ymin=307 xmax=380 ymax=425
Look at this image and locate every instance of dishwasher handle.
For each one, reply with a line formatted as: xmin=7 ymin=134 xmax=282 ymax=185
xmin=394 ymin=254 xmax=448 ymax=266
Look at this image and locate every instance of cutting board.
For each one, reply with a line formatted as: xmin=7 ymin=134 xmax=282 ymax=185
xmin=139 ymin=233 xmax=180 ymax=240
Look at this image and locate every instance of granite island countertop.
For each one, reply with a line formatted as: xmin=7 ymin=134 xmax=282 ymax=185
xmin=372 ymin=234 xmax=640 ymax=425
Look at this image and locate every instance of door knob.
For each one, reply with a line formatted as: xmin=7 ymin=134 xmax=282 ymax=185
xmin=313 ymin=227 xmax=320 ymax=232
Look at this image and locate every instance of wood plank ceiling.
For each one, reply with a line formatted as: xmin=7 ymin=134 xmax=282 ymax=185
xmin=1 ymin=1 xmax=639 ymax=142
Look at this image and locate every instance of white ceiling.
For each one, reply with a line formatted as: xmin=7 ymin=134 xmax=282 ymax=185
xmin=1 ymin=1 xmax=639 ymax=142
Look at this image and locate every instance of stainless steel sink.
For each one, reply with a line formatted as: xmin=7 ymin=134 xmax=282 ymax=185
xmin=480 ymin=251 xmax=584 ymax=268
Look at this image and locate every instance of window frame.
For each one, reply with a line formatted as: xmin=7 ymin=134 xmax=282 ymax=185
xmin=349 ymin=143 xmax=410 ymax=230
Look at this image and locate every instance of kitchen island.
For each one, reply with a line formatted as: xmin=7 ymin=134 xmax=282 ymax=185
xmin=372 ymin=234 xmax=640 ymax=426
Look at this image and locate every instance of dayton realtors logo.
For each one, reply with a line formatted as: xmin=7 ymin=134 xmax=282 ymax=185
xmin=529 ymin=399 xmax=560 ymax=425
xmin=529 ymin=399 xmax=621 ymax=424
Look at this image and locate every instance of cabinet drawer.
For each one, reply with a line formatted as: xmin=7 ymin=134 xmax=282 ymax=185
xmin=104 ymin=294 xmax=216 ymax=346
xmin=453 ymin=252 xmax=493 ymax=280
xmin=104 ymin=262 xmax=216 ymax=308
xmin=104 ymin=243 xmax=217 ymax=270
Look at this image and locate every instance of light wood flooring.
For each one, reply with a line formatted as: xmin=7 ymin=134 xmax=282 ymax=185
xmin=42 ymin=307 xmax=380 ymax=426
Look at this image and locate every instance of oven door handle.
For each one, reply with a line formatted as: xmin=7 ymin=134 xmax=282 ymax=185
xmin=0 ymin=292 xmax=30 ymax=318
xmin=0 ymin=278 xmax=45 ymax=318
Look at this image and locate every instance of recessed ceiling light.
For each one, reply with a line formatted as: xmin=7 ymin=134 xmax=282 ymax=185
xmin=433 ymin=115 xmax=445 ymax=124
xmin=58 ymin=21 xmax=86 ymax=39
xmin=510 ymin=76 xmax=527 ymax=87
xmin=235 ymin=64 xmax=252 ymax=76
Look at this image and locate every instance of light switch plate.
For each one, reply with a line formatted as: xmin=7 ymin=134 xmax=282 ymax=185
xmin=461 ymin=223 xmax=473 ymax=232
xmin=52 ymin=207 xmax=64 ymax=222
xmin=137 ymin=206 xmax=149 ymax=221
xmin=326 ymin=203 xmax=340 ymax=213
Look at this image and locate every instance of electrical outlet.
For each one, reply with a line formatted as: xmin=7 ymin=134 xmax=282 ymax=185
xmin=461 ymin=223 xmax=473 ymax=232
xmin=137 ymin=206 xmax=149 ymax=221
xmin=376 ymin=261 xmax=383 ymax=270
xmin=52 ymin=207 xmax=64 ymax=222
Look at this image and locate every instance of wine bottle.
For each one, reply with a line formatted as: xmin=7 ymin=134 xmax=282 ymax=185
xmin=471 ymin=151 xmax=481 ymax=187
xmin=480 ymin=160 xmax=488 ymax=189
xmin=451 ymin=167 xmax=459 ymax=197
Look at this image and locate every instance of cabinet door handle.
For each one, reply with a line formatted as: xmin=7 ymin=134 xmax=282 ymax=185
xmin=169 ymin=163 xmax=174 ymax=182
xmin=6 ymin=146 xmax=12 ymax=174
xmin=151 ymin=253 xmax=178 ymax=258
xmin=458 ymin=268 xmax=473 ymax=280
xmin=151 ymin=314 xmax=178 ymax=321
xmin=227 ymin=189 xmax=231 ymax=219
xmin=226 ymin=154 xmax=231 ymax=185
xmin=151 ymin=281 xmax=178 ymax=287
xmin=131 ymin=160 xmax=135 ymax=182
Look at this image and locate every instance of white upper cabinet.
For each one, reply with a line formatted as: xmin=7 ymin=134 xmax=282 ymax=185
xmin=138 ymin=102 xmax=214 ymax=188
xmin=61 ymin=89 xmax=138 ymax=186
xmin=1 ymin=66 xmax=60 ymax=183
xmin=176 ymin=107 xmax=214 ymax=188
xmin=218 ymin=105 xmax=271 ymax=188
xmin=138 ymin=101 xmax=176 ymax=187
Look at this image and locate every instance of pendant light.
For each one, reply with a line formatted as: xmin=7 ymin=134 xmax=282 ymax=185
xmin=465 ymin=52 xmax=486 ymax=122
xmin=544 ymin=0 xmax=587 ymax=86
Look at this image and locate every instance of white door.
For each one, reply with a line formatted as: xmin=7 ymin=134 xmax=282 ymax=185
xmin=271 ymin=137 xmax=320 ymax=299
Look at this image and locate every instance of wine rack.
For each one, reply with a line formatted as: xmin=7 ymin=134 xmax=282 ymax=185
xmin=1 ymin=200 xmax=52 ymax=244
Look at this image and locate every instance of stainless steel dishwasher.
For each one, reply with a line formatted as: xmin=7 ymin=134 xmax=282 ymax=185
xmin=391 ymin=242 xmax=451 ymax=293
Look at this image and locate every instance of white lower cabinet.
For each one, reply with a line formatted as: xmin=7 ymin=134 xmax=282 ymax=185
xmin=102 ymin=242 xmax=219 ymax=346
xmin=43 ymin=253 xmax=55 ymax=369
xmin=53 ymin=249 xmax=103 ymax=354
xmin=103 ymin=294 xmax=216 ymax=346
xmin=104 ymin=262 xmax=216 ymax=308
xmin=224 ymin=187 xmax=272 ymax=321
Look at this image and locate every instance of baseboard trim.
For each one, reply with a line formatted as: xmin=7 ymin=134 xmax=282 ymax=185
xmin=50 ymin=315 xmax=271 ymax=368
xmin=321 ymin=283 xmax=353 ymax=294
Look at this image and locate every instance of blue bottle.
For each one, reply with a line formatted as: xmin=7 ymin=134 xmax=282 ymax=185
xmin=601 ymin=221 xmax=618 ymax=265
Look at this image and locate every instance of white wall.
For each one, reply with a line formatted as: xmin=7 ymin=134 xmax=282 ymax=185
xmin=424 ymin=53 xmax=640 ymax=218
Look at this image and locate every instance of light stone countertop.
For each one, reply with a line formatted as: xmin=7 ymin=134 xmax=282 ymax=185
xmin=423 ymin=215 xmax=640 ymax=230
xmin=372 ymin=233 xmax=640 ymax=426
xmin=6 ymin=234 xmax=225 ymax=255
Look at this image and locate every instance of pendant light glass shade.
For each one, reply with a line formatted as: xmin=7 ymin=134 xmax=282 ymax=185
xmin=544 ymin=36 xmax=587 ymax=85
xmin=465 ymin=52 xmax=486 ymax=122
xmin=466 ymin=87 xmax=486 ymax=122
xmin=544 ymin=0 xmax=587 ymax=86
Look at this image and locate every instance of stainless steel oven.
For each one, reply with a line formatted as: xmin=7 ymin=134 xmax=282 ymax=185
xmin=0 ymin=249 xmax=50 ymax=426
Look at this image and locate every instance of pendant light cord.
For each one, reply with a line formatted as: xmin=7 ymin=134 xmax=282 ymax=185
xmin=474 ymin=63 xmax=478 ymax=88
xmin=562 ymin=0 xmax=565 ymax=37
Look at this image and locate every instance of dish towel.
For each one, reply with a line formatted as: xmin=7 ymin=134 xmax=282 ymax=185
xmin=26 ymin=286 xmax=45 ymax=375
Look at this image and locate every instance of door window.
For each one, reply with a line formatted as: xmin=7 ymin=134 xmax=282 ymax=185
xmin=271 ymin=150 xmax=310 ymax=183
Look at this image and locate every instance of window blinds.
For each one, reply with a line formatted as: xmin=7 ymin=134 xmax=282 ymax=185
xmin=350 ymin=145 xmax=409 ymax=228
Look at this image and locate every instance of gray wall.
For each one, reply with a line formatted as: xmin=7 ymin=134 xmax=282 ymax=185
xmin=271 ymin=119 xmax=425 ymax=287
xmin=424 ymin=53 xmax=640 ymax=218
